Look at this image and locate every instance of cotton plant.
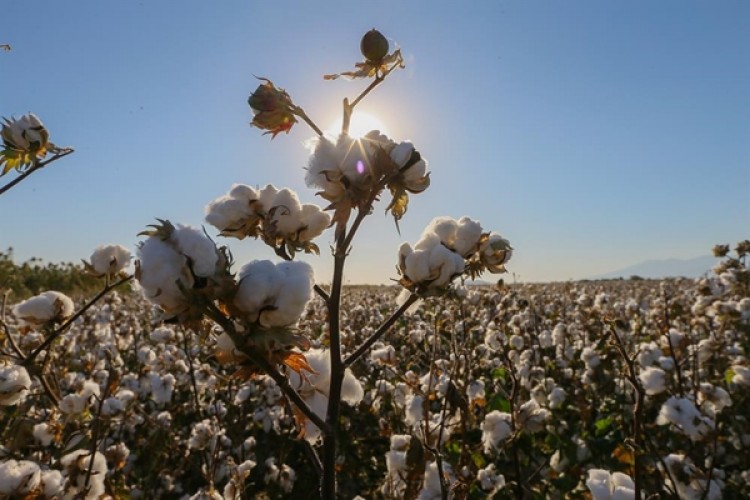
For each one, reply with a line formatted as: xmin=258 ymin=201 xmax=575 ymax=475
xmin=127 ymin=27 xmax=513 ymax=498
xmin=397 ymin=216 xmax=512 ymax=298
xmin=13 ymin=23 xmax=750 ymax=500
xmin=205 ymin=183 xmax=330 ymax=257
xmin=0 ymin=113 xmax=74 ymax=196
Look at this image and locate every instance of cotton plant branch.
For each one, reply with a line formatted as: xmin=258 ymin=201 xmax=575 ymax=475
xmin=341 ymin=52 xmax=404 ymax=136
xmin=343 ymin=293 xmax=418 ymax=368
xmin=201 ymin=300 xmax=331 ymax=435
xmin=0 ymin=148 xmax=74 ymax=197
xmin=84 ymin=358 xmax=116 ymax=494
xmin=182 ymin=329 xmax=204 ymax=417
xmin=607 ymin=321 xmax=645 ymax=500
xmin=290 ymin=105 xmax=324 ymax=137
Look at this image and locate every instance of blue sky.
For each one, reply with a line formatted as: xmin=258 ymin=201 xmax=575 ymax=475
xmin=1 ymin=0 xmax=748 ymax=283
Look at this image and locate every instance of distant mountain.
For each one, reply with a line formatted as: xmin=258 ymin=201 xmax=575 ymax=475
xmin=591 ymin=255 xmax=716 ymax=280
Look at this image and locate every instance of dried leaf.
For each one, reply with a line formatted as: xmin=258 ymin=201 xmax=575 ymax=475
xmin=281 ymin=351 xmax=317 ymax=375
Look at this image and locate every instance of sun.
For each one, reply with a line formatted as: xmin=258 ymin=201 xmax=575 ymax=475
xmin=326 ymin=111 xmax=390 ymax=139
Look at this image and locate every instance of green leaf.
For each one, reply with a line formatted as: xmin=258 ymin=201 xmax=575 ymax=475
xmin=487 ymin=393 xmax=511 ymax=412
xmin=471 ymin=452 xmax=486 ymax=469
xmin=594 ymin=416 xmax=614 ymax=436
xmin=491 ymin=367 xmax=507 ymax=381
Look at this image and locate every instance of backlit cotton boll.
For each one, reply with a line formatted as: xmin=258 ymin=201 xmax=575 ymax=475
xmin=305 ymin=132 xmax=395 ymax=202
xmin=234 ymin=260 xmax=314 ymax=327
xmin=425 ymin=216 xmax=483 ymax=257
xmin=389 ymin=141 xmax=430 ymax=193
xmin=89 ymin=244 xmax=132 ymax=276
xmin=136 ymin=237 xmax=193 ymax=313
xmin=136 ymin=222 xmax=225 ymax=316
xmin=12 ymin=290 xmax=75 ymax=327
xmin=398 ymin=237 xmax=466 ymax=290
xmin=204 ymin=184 xmax=260 ymax=238
xmin=480 ymin=233 xmax=513 ymax=269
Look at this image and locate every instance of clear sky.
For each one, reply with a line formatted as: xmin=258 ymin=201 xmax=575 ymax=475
xmin=1 ymin=0 xmax=748 ymax=284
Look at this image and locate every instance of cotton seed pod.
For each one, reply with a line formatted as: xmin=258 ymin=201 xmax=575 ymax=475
xmin=360 ymin=29 xmax=389 ymax=62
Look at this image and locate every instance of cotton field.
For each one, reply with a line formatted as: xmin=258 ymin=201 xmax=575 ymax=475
xmin=2 ymin=23 xmax=748 ymax=500
xmin=1 ymin=247 xmax=748 ymax=498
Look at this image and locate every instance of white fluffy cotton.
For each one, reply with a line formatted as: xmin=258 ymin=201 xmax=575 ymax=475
xmin=234 ymin=260 xmax=314 ymax=327
xmin=89 ymin=244 xmax=132 ymax=276
xmin=12 ymin=291 xmax=75 ymax=327
xmin=0 ymin=364 xmax=31 ymax=406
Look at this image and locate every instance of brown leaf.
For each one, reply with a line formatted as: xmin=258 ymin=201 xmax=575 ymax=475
xmin=281 ymin=352 xmax=317 ymax=375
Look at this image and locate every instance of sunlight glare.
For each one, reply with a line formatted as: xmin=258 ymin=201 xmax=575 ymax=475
xmin=326 ymin=111 xmax=390 ymax=139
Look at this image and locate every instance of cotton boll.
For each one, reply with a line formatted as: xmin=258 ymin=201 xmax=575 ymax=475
xmin=149 ymin=373 xmax=176 ymax=404
xmin=300 ymin=391 xmax=329 ymax=443
xmin=12 ymin=291 xmax=75 ymax=327
xmin=610 ymin=472 xmax=636 ymax=500
xmin=426 ymin=217 xmax=458 ymax=248
xmin=33 ymin=423 xmax=55 ymax=446
xmin=60 ymin=450 xmax=108 ymax=499
xmin=390 ymin=141 xmax=414 ymax=167
xmin=585 ymin=469 xmax=612 ymax=500
xmin=639 ymin=367 xmax=667 ymax=395
xmin=90 ymin=244 xmax=132 ymax=276
xmin=481 ymin=411 xmax=512 ymax=453
xmin=136 ymin=237 xmax=191 ymax=312
xmin=0 ymin=460 xmax=41 ymax=495
xmin=204 ymin=194 xmax=252 ymax=232
xmin=260 ymin=261 xmax=314 ymax=327
xmin=418 ymin=461 xmax=454 ymax=500
xmin=427 ymin=244 xmax=464 ymax=287
xmin=298 ymin=204 xmax=331 ymax=241
xmin=404 ymin=248 xmax=432 ymax=283
xmin=405 ymin=394 xmax=424 ymax=427
xmin=234 ymin=260 xmax=280 ymax=321
xmin=731 ymin=365 xmax=750 ymax=386
xmin=414 ymin=232 xmax=440 ymax=252
xmin=171 ymin=224 xmax=219 ymax=277
xmin=548 ymin=387 xmax=566 ymax=409
xmin=40 ymin=469 xmax=64 ymax=497
xmin=657 ymin=397 xmax=714 ymax=441
xmin=305 ymin=137 xmax=339 ymax=191
xmin=59 ymin=394 xmax=88 ymax=414
xmin=454 ymin=216 xmax=483 ymax=256
xmin=477 ymin=463 xmax=505 ymax=492
xmin=371 ymin=345 xmax=396 ymax=365
xmin=269 ymin=188 xmax=303 ymax=234
xmin=341 ymin=369 xmax=364 ymax=405
xmin=257 ymin=184 xmax=280 ymax=212
xmin=229 ymin=183 xmax=259 ymax=203
xmin=0 ymin=364 xmax=31 ymax=406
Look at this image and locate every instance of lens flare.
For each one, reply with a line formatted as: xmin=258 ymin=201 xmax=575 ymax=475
xmin=356 ymin=160 xmax=365 ymax=175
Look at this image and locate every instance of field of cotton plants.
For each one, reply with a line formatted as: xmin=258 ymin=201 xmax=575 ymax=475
xmin=2 ymin=27 xmax=749 ymax=499
xmin=2 ymin=250 xmax=749 ymax=498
